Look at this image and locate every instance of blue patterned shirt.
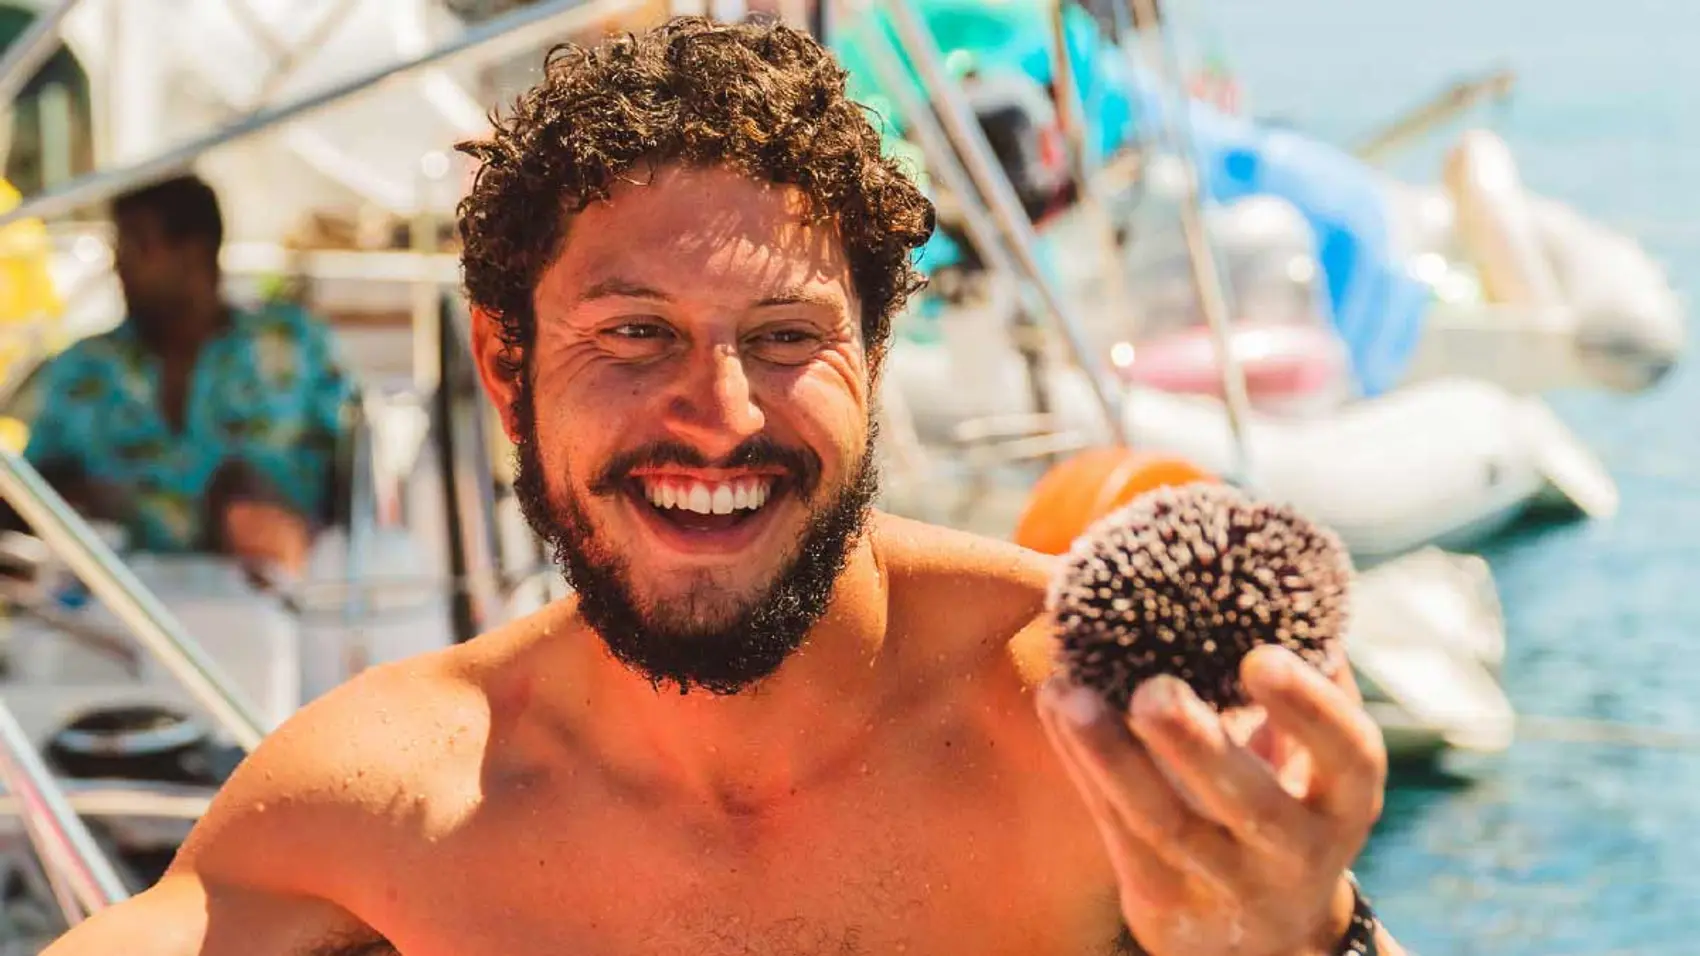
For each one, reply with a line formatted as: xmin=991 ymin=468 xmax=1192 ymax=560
xmin=23 ymin=303 xmax=355 ymax=553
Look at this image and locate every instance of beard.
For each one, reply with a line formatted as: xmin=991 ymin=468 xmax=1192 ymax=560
xmin=509 ymin=378 xmax=880 ymax=696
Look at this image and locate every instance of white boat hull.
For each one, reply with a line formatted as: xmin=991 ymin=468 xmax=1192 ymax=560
xmin=1117 ymin=377 xmax=1617 ymax=561
xmin=885 ymin=332 xmax=1617 ymax=559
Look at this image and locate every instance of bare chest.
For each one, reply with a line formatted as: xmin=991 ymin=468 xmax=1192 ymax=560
xmin=361 ymin=732 xmax=1127 ymax=955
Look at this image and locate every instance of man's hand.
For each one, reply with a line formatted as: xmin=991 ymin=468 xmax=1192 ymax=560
xmin=33 ymin=460 xmax=132 ymax=526
xmin=219 ymin=499 xmax=311 ymax=576
xmin=1036 ymin=645 xmax=1388 ymax=956
xmin=205 ymin=459 xmax=313 ymax=576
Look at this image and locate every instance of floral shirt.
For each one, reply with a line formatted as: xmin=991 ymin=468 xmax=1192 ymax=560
xmin=22 ymin=303 xmax=355 ymax=553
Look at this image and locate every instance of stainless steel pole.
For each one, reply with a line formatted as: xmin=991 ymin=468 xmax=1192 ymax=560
xmin=0 ymin=0 xmax=643 ymax=229
xmin=878 ymin=0 xmax=1130 ymax=443
xmin=852 ymin=20 xmax=1021 ymax=305
xmin=1047 ymin=0 xmax=1095 ymax=191
xmin=0 ymin=779 xmax=214 ymax=821
xmin=852 ymin=15 xmax=1055 ymax=424
xmin=1127 ymin=0 xmax=1252 ymax=482
xmin=0 ymin=452 xmax=268 ymax=750
xmin=0 ymin=0 xmax=84 ymax=111
xmin=0 ymin=695 xmax=130 ymax=919
xmin=1044 ymin=0 xmax=1136 ymax=353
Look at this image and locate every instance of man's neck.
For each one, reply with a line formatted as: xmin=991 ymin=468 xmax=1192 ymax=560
xmin=577 ymin=530 xmax=895 ymax=814
xmin=134 ymin=289 xmax=226 ymax=356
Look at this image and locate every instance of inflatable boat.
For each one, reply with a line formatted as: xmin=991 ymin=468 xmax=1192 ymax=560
xmin=885 ymin=312 xmax=1617 ymax=561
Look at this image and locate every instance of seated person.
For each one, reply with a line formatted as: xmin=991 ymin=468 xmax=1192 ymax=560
xmin=14 ymin=174 xmax=354 ymax=576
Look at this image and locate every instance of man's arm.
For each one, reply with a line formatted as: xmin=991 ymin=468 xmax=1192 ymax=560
xmin=42 ymin=875 xmax=370 ymax=956
xmin=0 ymin=350 xmax=131 ymax=532
xmin=41 ymin=660 xmax=443 ymax=954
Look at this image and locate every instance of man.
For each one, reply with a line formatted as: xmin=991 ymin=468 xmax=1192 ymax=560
xmin=45 ymin=18 xmax=1400 ymax=955
xmin=14 ymin=174 xmax=353 ymax=574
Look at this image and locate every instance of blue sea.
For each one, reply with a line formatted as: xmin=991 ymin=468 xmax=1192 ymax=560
xmin=1211 ymin=0 xmax=1700 ymax=951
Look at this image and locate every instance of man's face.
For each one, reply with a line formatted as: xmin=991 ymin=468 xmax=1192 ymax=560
xmin=475 ymin=164 xmax=880 ymax=695
xmin=112 ymin=209 xmax=199 ymax=322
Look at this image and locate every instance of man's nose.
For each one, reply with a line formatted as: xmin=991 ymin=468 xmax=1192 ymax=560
xmin=662 ymin=344 xmax=766 ymax=458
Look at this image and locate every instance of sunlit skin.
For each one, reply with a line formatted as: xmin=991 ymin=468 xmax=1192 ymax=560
xmin=40 ymin=163 xmax=1400 ymax=956
xmin=498 ymin=163 xmax=872 ymax=626
xmin=480 ymin=164 xmax=898 ymax=794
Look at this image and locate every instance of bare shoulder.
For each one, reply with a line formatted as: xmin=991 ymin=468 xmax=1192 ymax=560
xmin=871 ymin=512 xmax=1058 ymax=687
xmin=173 ymin=604 xmax=570 ymax=899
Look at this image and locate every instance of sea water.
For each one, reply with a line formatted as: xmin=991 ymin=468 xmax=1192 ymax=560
xmin=1212 ymin=0 xmax=1700 ymax=951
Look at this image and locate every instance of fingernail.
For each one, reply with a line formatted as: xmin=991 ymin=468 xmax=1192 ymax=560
xmin=1247 ymin=644 xmax=1299 ymax=689
xmin=1133 ymin=674 xmax=1181 ymax=722
xmin=1061 ymin=685 xmax=1107 ymax=727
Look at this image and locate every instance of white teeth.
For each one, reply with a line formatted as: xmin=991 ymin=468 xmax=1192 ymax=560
xmin=688 ymin=484 xmax=713 ymax=514
xmin=711 ymin=485 xmax=735 ymax=515
xmin=642 ymin=478 xmax=774 ymax=514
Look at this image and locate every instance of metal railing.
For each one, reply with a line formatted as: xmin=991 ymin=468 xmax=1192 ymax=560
xmin=0 ymin=778 xmax=214 ymax=822
xmin=434 ymin=297 xmax=506 ymax=644
xmin=1122 ymin=0 xmax=1253 ymax=483
xmin=0 ymin=452 xmax=268 ymax=752
xmin=873 ymin=0 xmax=1133 ymax=446
xmin=848 ymin=10 xmax=1054 ymax=425
xmin=0 ymin=696 xmax=129 ymax=924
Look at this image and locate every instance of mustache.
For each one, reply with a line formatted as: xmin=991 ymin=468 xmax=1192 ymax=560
xmin=587 ymin=437 xmax=822 ymax=499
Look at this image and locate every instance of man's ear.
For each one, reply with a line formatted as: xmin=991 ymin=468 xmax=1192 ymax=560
xmin=469 ymin=305 xmax=524 ymax=443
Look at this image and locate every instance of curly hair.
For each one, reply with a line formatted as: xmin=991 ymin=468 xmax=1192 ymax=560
xmin=456 ymin=16 xmax=935 ymax=377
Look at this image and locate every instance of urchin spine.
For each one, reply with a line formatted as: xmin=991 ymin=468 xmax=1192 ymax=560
xmin=1047 ymin=483 xmax=1351 ymax=711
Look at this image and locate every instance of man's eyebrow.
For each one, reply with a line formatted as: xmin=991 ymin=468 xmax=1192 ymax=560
xmin=575 ymin=277 xmax=673 ymax=303
xmin=755 ymin=287 xmax=842 ymax=309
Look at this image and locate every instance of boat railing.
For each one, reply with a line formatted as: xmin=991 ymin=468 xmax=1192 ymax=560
xmin=872 ymin=0 xmax=1133 ymax=446
xmin=0 ymin=449 xmax=279 ymax=921
xmin=0 ymin=454 xmax=268 ymax=752
xmin=0 ymin=695 xmax=128 ymax=925
xmin=0 ymin=779 xmax=215 ymax=823
xmin=1117 ymin=0 xmax=1254 ymax=482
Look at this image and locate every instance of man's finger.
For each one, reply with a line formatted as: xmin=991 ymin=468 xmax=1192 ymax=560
xmin=1241 ymin=646 xmax=1387 ymax=825
xmin=1039 ymin=679 xmax=1241 ymax=886
xmin=1036 ymin=681 xmax=1185 ymax=907
xmin=1126 ymin=675 xmax=1312 ymax=854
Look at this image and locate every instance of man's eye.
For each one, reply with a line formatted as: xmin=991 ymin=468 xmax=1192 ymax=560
xmin=609 ymin=322 xmax=671 ymax=340
xmin=748 ymin=328 xmax=823 ymax=365
xmin=598 ymin=320 xmax=677 ymax=359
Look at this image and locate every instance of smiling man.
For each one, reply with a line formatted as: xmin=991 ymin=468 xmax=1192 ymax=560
xmin=501 ymin=176 xmax=888 ymax=695
xmin=45 ymin=17 xmax=1401 ymax=956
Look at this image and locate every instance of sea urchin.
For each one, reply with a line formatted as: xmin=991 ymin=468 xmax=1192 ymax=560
xmin=1045 ymin=482 xmax=1353 ymax=712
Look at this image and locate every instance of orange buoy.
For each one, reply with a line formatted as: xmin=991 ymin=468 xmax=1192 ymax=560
xmin=1012 ymin=447 xmax=1218 ymax=555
